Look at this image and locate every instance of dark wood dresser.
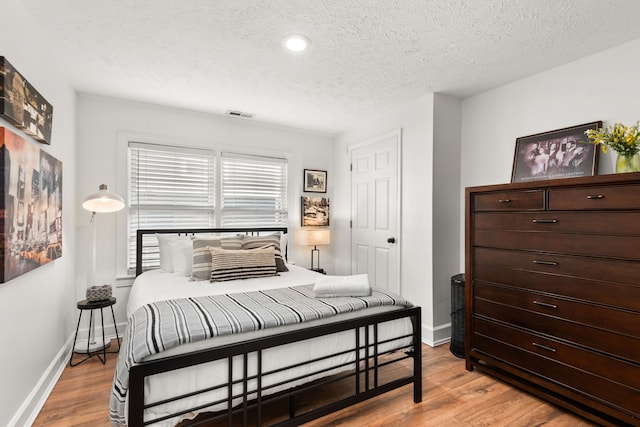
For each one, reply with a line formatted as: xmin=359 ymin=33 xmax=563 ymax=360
xmin=465 ymin=172 xmax=640 ymax=426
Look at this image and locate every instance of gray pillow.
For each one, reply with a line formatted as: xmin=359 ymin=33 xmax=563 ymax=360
xmin=241 ymin=234 xmax=288 ymax=272
xmin=209 ymin=246 xmax=277 ymax=282
xmin=191 ymin=236 xmax=243 ymax=280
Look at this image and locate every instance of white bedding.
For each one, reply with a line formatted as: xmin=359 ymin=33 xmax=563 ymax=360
xmin=119 ymin=265 xmax=414 ymax=426
xmin=127 ymin=264 xmax=327 ymax=317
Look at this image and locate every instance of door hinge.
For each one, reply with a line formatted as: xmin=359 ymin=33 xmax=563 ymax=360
xmin=350 ymin=220 xmax=352 ymax=228
xmin=350 ymin=163 xmax=352 ymax=172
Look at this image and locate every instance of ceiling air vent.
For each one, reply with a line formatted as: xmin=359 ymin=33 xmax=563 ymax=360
xmin=225 ymin=110 xmax=254 ymax=119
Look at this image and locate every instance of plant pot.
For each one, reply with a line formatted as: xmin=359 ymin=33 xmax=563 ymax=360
xmin=615 ymin=152 xmax=640 ymax=173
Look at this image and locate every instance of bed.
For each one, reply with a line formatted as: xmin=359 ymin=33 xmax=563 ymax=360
xmin=110 ymin=227 xmax=422 ymax=427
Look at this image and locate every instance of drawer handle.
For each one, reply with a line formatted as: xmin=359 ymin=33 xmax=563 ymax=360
xmin=586 ymin=194 xmax=604 ymax=200
xmin=498 ymin=199 xmax=511 ymax=203
xmin=533 ymin=300 xmax=558 ymax=309
xmin=532 ymin=219 xmax=558 ymax=224
xmin=532 ymin=260 xmax=558 ymax=266
xmin=533 ymin=342 xmax=557 ymax=353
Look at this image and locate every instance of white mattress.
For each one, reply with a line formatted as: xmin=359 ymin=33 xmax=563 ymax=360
xmin=122 ymin=265 xmax=414 ymax=426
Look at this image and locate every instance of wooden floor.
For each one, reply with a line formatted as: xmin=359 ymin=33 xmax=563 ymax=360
xmin=33 ymin=340 xmax=596 ymax=427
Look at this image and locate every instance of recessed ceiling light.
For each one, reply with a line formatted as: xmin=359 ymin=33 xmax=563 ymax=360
xmin=282 ymin=34 xmax=310 ymax=52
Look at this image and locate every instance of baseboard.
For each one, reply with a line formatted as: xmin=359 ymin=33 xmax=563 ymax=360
xmin=9 ymin=335 xmax=73 ymax=427
xmin=10 ymin=323 xmax=125 ymax=427
xmin=421 ymin=322 xmax=451 ymax=347
xmin=73 ymin=321 xmax=125 ymax=344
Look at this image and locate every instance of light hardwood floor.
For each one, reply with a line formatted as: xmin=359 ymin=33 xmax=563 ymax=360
xmin=33 ymin=341 xmax=595 ymax=426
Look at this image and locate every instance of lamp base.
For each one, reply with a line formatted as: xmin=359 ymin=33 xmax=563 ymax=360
xmin=74 ymin=337 xmax=108 ymax=354
xmin=311 ymin=246 xmax=320 ymax=271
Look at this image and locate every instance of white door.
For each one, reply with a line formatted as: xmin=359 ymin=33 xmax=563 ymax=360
xmin=350 ymin=130 xmax=401 ymax=294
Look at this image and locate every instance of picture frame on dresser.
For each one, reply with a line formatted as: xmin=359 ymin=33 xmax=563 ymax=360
xmin=511 ymin=121 xmax=601 ymax=183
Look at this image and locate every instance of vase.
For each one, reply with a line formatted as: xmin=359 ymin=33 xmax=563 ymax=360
xmin=615 ymin=152 xmax=640 ymax=173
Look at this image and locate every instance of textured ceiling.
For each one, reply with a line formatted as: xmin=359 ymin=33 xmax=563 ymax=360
xmin=19 ymin=0 xmax=640 ymax=134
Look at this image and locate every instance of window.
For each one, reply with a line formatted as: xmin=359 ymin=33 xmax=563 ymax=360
xmin=221 ymin=152 xmax=288 ymax=227
xmin=126 ymin=142 xmax=288 ymax=272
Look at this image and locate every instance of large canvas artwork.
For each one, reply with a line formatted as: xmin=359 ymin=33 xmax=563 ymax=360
xmin=0 ymin=127 xmax=62 ymax=283
xmin=0 ymin=56 xmax=54 ymax=145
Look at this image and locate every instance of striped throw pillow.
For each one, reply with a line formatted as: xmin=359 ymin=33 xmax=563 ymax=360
xmin=241 ymin=234 xmax=288 ymax=272
xmin=208 ymin=246 xmax=277 ymax=282
xmin=191 ymin=236 xmax=244 ymax=281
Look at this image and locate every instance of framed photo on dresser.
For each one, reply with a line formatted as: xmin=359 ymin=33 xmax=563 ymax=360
xmin=511 ymin=121 xmax=601 ymax=183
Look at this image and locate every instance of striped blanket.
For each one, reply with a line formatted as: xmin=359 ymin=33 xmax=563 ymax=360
xmin=109 ymin=284 xmax=411 ymax=425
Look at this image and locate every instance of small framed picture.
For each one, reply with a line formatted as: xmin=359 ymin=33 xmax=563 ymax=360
xmin=511 ymin=121 xmax=601 ymax=183
xmin=303 ymin=169 xmax=327 ymax=193
xmin=301 ymin=196 xmax=330 ymax=227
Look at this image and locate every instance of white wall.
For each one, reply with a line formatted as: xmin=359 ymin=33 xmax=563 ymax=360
xmin=460 ymin=37 xmax=640 ymax=268
xmin=75 ymin=94 xmax=335 ymax=330
xmin=0 ymin=2 xmax=78 ymax=426
xmin=334 ymin=94 xmax=462 ymax=346
xmin=432 ymin=94 xmax=462 ymax=338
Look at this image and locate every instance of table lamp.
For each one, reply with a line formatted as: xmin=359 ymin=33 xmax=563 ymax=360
xmin=301 ymin=228 xmax=330 ymax=272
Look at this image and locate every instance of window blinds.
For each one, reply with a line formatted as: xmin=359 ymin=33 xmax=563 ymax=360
xmin=128 ymin=142 xmax=216 ymax=270
xmin=221 ymin=152 xmax=288 ymax=227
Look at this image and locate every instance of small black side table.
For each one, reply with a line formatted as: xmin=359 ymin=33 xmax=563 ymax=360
xmin=70 ymin=297 xmax=120 ymax=366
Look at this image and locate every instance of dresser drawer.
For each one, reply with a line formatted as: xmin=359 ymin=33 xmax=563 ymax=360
xmin=548 ymin=184 xmax=640 ymax=210
xmin=473 ymin=190 xmax=545 ymax=212
xmin=474 ymin=282 xmax=640 ymax=339
xmin=473 ymin=296 xmax=640 ymax=363
xmin=473 ymin=318 xmax=640 ymax=415
xmin=473 ymin=211 xmax=640 ymax=234
xmin=474 ymin=247 xmax=640 ymax=289
xmin=474 ymin=229 xmax=640 ymax=260
xmin=474 ymin=263 xmax=640 ymax=312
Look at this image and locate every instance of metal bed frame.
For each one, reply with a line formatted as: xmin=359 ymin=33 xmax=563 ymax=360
xmin=127 ymin=227 xmax=422 ymax=427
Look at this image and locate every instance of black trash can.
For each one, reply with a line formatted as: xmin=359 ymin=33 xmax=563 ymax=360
xmin=450 ymin=273 xmax=465 ymax=358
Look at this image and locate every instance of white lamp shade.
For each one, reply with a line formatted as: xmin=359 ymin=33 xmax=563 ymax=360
xmin=82 ymin=184 xmax=125 ymax=213
xmin=301 ymin=229 xmax=330 ymax=246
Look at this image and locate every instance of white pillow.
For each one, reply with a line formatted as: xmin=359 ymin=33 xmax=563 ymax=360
xmin=156 ymin=234 xmax=175 ymax=272
xmin=156 ymin=234 xmax=190 ymax=273
xmin=280 ymin=233 xmax=288 ymax=261
xmin=170 ymin=239 xmax=193 ymax=276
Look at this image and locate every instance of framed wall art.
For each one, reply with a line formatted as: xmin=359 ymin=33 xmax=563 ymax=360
xmin=511 ymin=121 xmax=601 ymax=183
xmin=301 ymin=196 xmax=330 ymax=227
xmin=0 ymin=127 xmax=62 ymax=283
xmin=303 ymin=169 xmax=327 ymax=193
xmin=0 ymin=56 xmax=54 ymax=145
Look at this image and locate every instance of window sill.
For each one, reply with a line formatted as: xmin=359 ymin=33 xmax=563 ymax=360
xmin=115 ymin=275 xmax=135 ymax=288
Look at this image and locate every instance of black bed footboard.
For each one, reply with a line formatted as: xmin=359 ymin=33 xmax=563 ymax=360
xmin=128 ymin=306 xmax=422 ymax=427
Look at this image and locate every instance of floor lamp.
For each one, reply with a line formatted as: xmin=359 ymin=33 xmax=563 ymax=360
xmin=76 ymin=184 xmax=125 ymax=353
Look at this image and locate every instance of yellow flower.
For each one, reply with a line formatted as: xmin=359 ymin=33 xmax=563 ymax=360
xmin=585 ymin=121 xmax=640 ymax=157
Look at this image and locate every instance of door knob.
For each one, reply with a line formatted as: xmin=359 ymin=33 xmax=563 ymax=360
xmin=387 ymin=237 xmax=396 ymax=244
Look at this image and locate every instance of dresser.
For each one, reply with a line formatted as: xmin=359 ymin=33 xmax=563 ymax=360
xmin=465 ymin=172 xmax=640 ymax=426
